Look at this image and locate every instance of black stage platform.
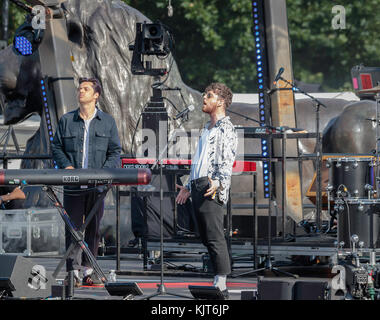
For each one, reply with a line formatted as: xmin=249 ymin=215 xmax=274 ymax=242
xmin=19 ymin=236 xmax=339 ymax=301
xmin=28 ymin=254 xmax=261 ymax=300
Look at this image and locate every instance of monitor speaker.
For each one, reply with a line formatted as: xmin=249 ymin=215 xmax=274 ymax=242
xmin=0 ymin=255 xmax=56 ymax=299
xmin=293 ymin=280 xmax=330 ymax=300
xmin=257 ymin=279 xmax=295 ymax=300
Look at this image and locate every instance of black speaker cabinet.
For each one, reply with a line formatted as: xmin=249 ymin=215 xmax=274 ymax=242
xmin=257 ymin=279 xmax=295 ymax=300
xmin=0 ymin=255 xmax=56 ymax=298
xmin=228 ymin=215 xmax=276 ymax=240
xmin=293 ymin=280 xmax=330 ymax=300
xmin=258 ymin=278 xmax=331 ymax=300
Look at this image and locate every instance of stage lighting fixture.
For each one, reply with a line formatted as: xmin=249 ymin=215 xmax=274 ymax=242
xmin=143 ymin=24 xmax=163 ymax=40
xmin=12 ymin=22 xmax=44 ymax=56
xmin=105 ymin=282 xmax=143 ymax=300
xmin=129 ymin=22 xmax=174 ymax=76
xmin=141 ymin=22 xmax=173 ymax=57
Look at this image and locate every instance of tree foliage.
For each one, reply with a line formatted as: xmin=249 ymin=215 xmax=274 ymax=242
xmin=124 ymin=0 xmax=380 ymax=92
xmin=124 ymin=0 xmax=256 ymax=93
xmin=1 ymin=1 xmax=26 ymax=43
xmin=287 ymin=0 xmax=380 ymax=91
xmin=3 ymin=0 xmax=380 ymax=92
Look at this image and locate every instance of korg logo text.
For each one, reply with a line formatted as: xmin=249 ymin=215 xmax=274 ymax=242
xmin=63 ymin=176 xmax=80 ymax=183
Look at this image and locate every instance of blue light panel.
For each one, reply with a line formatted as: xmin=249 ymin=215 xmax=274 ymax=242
xmin=14 ymin=36 xmax=33 ymax=56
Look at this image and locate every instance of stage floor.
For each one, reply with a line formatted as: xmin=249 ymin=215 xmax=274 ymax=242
xmin=26 ymin=251 xmax=334 ymax=300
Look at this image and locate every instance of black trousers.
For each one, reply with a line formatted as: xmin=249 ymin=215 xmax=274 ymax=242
xmin=64 ymin=188 xmax=105 ymax=271
xmin=191 ymin=177 xmax=231 ymax=275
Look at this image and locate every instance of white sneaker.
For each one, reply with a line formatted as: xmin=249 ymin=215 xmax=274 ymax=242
xmin=83 ymin=267 xmax=94 ymax=278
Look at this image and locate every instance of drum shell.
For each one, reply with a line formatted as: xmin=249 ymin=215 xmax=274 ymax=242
xmin=328 ymin=158 xmax=375 ymax=199
xmin=337 ymin=199 xmax=380 ymax=248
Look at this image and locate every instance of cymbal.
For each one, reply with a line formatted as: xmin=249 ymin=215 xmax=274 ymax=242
xmin=357 ymin=85 xmax=380 ymax=94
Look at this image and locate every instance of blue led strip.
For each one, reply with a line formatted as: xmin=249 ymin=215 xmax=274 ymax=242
xmin=252 ymin=1 xmax=271 ymax=198
xmin=40 ymin=78 xmax=58 ymax=169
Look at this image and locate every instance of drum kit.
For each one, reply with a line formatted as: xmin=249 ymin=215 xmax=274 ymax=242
xmin=326 ymin=157 xmax=380 ymax=249
xmin=325 ymin=156 xmax=380 ymax=299
xmin=325 ymin=86 xmax=380 ymax=251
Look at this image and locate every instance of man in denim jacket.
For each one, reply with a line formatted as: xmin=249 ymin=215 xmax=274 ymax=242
xmin=176 ymin=83 xmax=237 ymax=299
xmin=52 ymin=77 xmax=121 ymax=286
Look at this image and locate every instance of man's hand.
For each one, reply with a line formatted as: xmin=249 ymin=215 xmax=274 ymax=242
xmin=176 ymin=184 xmax=190 ymax=205
xmin=204 ymin=177 xmax=219 ymax=198
xmin=0 ymin=187 xmax=26 ymax=204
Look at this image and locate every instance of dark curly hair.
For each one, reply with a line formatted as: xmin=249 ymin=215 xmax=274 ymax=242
xmin=205 ymin=82 xmax=233 ymax=109
xmin=79 ymin=77 xmax=102 ymax=97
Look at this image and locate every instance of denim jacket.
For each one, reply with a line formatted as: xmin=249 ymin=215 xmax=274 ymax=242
xmin=51 ymin=108 xmax=121 ymax=170
xmin=186 ymin=116 xmax=237 ymax=205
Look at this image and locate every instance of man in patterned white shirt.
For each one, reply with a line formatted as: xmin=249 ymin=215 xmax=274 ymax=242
xmin=176 ymin=83 xmax=237 ymax=299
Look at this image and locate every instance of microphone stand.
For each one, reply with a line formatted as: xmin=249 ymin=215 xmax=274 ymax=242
xmin=227 ymin=109 xmax=304 ymax=132
xmin=227 ymin=109 xmax=263 ymax=125
xmin=141 ymin=113 xmax=193 ymax=300
xmin=277 ymin=76 xmax=327 ymax=231
xmin=232 ymin=121 xmax=298 ymax=279
xmin=227 ymin=108 xmax=299 ymax=278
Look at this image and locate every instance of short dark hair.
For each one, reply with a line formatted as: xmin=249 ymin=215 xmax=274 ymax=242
xmin=79 ymin=77 xmax=102 ymax=97
xmin=205 ymin=82 xmax=233 ymax=108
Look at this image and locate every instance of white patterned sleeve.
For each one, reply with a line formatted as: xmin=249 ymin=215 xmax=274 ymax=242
xmin=211 ymin=124 xmax=237 ymax=191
